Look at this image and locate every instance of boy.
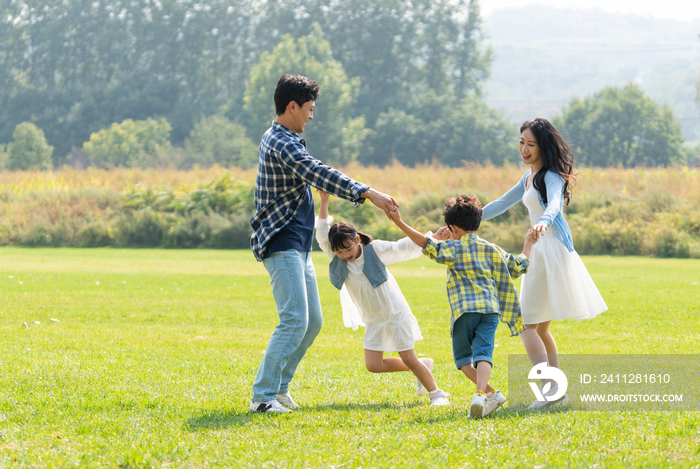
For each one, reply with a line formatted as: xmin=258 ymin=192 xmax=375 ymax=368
xmin=390 ymin=195 xmax=537 ymax=418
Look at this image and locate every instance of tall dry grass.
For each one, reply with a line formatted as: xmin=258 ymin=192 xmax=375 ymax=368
xmin=0 ymin=164 xmax=698 ymax=256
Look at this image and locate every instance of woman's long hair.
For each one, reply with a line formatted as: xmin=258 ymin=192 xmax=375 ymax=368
xmin=328 ymin=221 xmax=373 ymax=252
xmin=521 ymin=118 xmax=576 ymax=206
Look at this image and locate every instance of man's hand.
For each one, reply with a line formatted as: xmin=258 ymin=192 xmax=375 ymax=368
xmin=362 ymin=188 xmax=399 ymax=219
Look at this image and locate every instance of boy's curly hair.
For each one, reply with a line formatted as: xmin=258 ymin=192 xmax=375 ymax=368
xmin=443 ymin=195 xmax=483 ymax=232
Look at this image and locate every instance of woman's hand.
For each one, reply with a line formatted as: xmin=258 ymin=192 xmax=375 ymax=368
xmin=531 ymin=223 xmax=547 ymax=240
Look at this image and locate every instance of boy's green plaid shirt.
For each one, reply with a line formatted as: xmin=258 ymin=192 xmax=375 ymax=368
xmin=422 ymin=234 xmax=529 ymax=337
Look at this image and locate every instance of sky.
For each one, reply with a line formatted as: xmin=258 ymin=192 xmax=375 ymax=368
xmin=480 ymin=0 xmax=700 ymax=22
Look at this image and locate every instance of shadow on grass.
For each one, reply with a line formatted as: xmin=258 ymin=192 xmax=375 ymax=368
xmin=186 ymin=400 xmax=451 ymax=431
xmin=185 ymin=401 xmax=576 ymax=431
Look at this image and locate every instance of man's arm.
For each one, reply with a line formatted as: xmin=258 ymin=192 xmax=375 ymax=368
xmin=280 ymin=141 xmax=397 ymax=218
xmin=361 ymin=187 xmax=399 ymax=220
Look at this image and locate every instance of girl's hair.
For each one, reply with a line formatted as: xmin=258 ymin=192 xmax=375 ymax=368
xmin=328 ymin=221 xmax=373 ymax=252
xmin=521 ymin=118 xmax=576 ymax=206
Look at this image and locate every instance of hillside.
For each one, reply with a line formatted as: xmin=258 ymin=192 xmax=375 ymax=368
xmin=483 ymin=6 xmax=700 ymax=142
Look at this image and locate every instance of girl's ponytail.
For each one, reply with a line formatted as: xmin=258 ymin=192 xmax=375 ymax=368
xmin=357 ymin=232 xmax=373 ymax=246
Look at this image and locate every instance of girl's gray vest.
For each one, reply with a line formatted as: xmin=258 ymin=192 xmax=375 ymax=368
xmin=328 ymin=243 xmax=388 ymax=290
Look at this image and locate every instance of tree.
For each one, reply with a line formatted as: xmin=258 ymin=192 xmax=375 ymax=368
xmin=7 ymin=122 xmax=54 ymax=171
xmin=82 ymin=118 xmax=172 ymax=168
xmin=242 ymin=24 xmax=367 ymax=166
xmin=361 ymin=94 xmax=517 ymax=167
xmin=184 ymin=115 xmax=258 ymax=168
xmin=554 ymin=84 xmax=686 ymax=167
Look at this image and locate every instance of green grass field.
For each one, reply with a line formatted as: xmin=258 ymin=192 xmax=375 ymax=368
xmin=1 ymin=248 xmax=699 ymax=468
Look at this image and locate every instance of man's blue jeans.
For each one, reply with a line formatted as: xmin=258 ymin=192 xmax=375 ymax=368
xmin=252 ymin=250 xmax=323 ymax=403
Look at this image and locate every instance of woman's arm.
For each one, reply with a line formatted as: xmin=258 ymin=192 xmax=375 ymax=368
xmin=538 ymin=172 xmax=565 ymax=227
xmin=481 ymin=172 xmax=528 ymax=221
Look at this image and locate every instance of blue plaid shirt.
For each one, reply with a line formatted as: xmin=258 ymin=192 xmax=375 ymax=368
xmin=250 ymin=122 xmax=370 ymax=261
xmin=422 ymin=234 xmax=529 ymax=337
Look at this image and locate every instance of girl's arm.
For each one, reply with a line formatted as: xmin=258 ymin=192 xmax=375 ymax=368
xmin=372 ymin=232 xmax=434 ymax=266
xmin=481 ymin=172 xmax=528 ymax=221
xmin=315 ymin=190 xmax=335 ymax=260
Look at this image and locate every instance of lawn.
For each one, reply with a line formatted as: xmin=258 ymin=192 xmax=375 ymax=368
xmin=1 ymin=247 xmax=699 ymax=468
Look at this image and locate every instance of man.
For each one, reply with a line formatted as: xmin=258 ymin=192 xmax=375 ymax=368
xmin=249 ymin=74 xmax=398 ymax=413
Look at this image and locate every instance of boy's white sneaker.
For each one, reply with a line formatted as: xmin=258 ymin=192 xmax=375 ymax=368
xmin=416 ymin=358 xmax=434 ymax=396
xmin=482 ymin=390 xmax=507 ymax=417
xmin=249 ymin=399 xmax=292 ymax=414
xmin=275 ymin=392 xmax=300 ymax=409
xmin=469 ymin=393 xmax=485 ymax=419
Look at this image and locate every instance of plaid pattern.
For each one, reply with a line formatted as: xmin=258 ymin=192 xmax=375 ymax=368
xmin=250 ymin=122 xmax=370 ymax=261
xmin=422 ymin=234 xmax=529 ymax=336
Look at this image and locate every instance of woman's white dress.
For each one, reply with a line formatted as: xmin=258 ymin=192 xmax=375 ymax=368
xmin=520 ymin=185 xmax=608 ymax=324
xmin=316 ymin=217 xmax=424 ymax=352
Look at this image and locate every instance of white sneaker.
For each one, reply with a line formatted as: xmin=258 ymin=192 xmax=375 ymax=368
xmin=416 ymin=358 xmax=434 ymax=396
xmin=249 ymin=399 xmax=292 ymax=414
xmin=482 ymin=390 xmax=507 ymax=417
xmin=275 ymin=392 xmax=300 ymax=409
xmin=469 ymin=393 xmax=485 ymax=419
xmin=428 ymin=390 xmax=451 ymax=406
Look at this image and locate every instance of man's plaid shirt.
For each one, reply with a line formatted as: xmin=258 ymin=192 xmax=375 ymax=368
xmin=250 ymin=122 xmax=369 ymax=261
xmin=422 ymin=234 xmax=529 ymax=336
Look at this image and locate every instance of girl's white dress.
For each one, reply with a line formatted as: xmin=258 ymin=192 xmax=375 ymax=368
xmin=316 ymin=217 xmax=424 ymax=352
xmin=520 ymin=185 xmax=608 ymax=324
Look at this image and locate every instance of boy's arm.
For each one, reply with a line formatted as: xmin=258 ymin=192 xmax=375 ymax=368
xmin=390 ymin=208 xmax=455 ymax=266
xmin=492 ymin=230 xmax=535 ymax=280
xmin=389 ymin=208 xmax=428 ymax=248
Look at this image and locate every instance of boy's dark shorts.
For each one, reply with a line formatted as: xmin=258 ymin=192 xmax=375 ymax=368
xmin=452 ymin=312 xmax=499 ymax=370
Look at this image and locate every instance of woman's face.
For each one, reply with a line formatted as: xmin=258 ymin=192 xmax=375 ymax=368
xmin=334 ymin=235 xmax=362 ymax=262
xmin=519 ymin=128 xmax=542 ymax=168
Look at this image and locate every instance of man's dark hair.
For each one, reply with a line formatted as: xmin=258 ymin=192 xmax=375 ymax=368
xmin=274 ymin=74 xmax=321 ymax=115
xmin=443 ymin=195 xmax=483 ymax=232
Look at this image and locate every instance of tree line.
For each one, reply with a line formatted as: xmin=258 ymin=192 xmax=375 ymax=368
xmin=0 ymin=0 xmax=694 ymax=170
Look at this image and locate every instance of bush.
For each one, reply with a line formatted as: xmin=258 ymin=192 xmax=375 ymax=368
xmin=83 ymin=118 xmax=172 ymax=168
xmin=7 ymin=122 xmax=54 ymax=171
xmin=184 ymin=115 xmax=258 ymax=169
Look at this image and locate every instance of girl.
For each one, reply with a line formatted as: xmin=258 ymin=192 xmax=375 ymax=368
xmin=481 ymin=118 xmax=607 ymax=409
xmin=316 ymin=190 xmax=450 ymax=406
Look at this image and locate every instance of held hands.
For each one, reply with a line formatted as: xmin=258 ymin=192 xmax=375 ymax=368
xmin=434 ymin=226 xmax=451 ymax=241
xmin=526 ymin=228 xmax=539 ymax=245
xmin=317 ymin=189 xmax=330 ymax=203
xmin=362 ymin=188 xmax=399 ymax=220
xmin=530 ymin=223 xmax=547 ymax=240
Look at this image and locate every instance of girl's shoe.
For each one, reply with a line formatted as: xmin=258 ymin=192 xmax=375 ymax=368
xmin=429 ymin=390 xmax=451 ymax=406
xmin=275 ymin=392 xmax=300 ymax=409
xmin=415 ymin=358 xmax=434 ymax=396
xmin=483 ymin=390 xmax=507 ymax=417
xmin=470 ymin=392 xmax=485 ymax=418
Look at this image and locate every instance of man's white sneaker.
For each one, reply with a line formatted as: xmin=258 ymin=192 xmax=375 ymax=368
xmin=482 ymin=390 xmax=507 ymax=417
xmin=275 ymin=392 xmax=300 ymax=409
xmin=416 ymin=358 xmax=434 ymax=396
xmin=249 ymin=399 xmax=292 ymax=414
xmin=469 ymin=393 xmax=485 ymax=419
